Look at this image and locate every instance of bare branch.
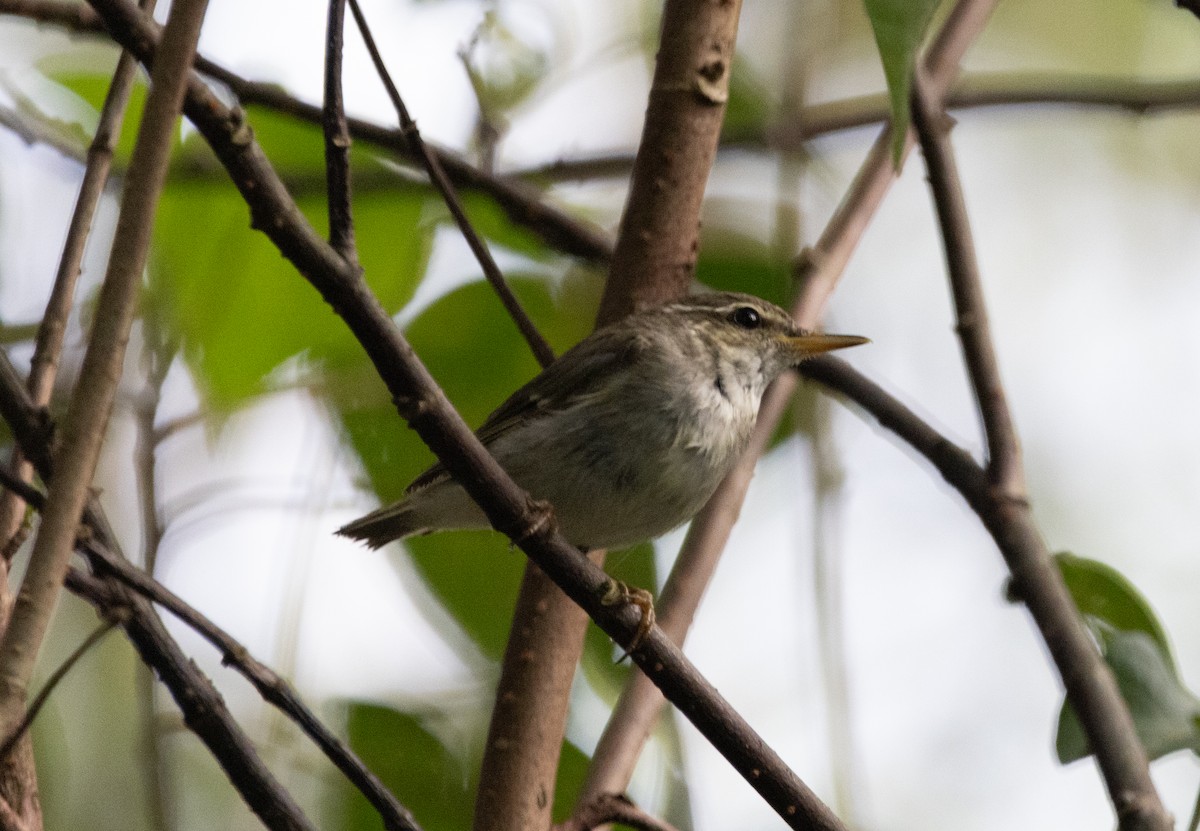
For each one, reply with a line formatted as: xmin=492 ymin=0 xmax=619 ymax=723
xmin=556 ymin=793 xmax=680 ymax=831
xmin=800 ymin=356 xmax=1170 ymax=831
xmin=0 ymin=0 xmax=211 ymax=739
xmin=910 ymin=71 xmax=1023 ymax=494
xmin=908 ymin=71 xmax=1167 ymax=830
xmin=346 ymin=0 xmax=553 ymax=368
xmin=323 ymin=0 xmax=357 ymax=263
xmin=595 ymin=0 xmax=746 ymax=323
xmin=793 ymin=0 xmax=1000 ymax=328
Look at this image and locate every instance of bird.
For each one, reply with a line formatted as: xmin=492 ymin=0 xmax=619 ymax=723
xmin=337 ymin=291 xmax=867 ymax=552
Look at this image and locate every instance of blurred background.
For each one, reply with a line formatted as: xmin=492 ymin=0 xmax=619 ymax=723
xmin=2 ymin=0 xmax=1200 ymax=828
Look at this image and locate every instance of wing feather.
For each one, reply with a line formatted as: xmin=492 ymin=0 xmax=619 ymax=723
xmin=405 ymin=329 xmax=643 ymax=494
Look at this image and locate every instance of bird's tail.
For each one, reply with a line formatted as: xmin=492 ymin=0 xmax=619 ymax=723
xmin=336 ymin=502 xmax=427 ymax=550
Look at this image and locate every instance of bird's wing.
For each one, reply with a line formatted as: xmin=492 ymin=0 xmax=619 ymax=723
xmin=405 ymin=330 xmax=642 ymax=494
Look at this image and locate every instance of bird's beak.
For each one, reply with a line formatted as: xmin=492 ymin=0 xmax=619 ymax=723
xmin=782 ymin=332 xmax=870 ymax=359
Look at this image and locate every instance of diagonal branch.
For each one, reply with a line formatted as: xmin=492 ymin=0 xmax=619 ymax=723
xmin=910 ymin=71 xmax=1022 ymax=493
xmin=346 ymin=0 xmax=553 ymax=368
xmin=0 ymin=0 xmax=211 ymax=739
xmin=0 ymin=618 xmax=119 ymax=763
xmin=908 ymin=71 xmax=1167 ymax=831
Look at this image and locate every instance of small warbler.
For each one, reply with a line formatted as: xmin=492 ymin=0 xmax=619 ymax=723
xmin=338 ymin=291 xmax=866 ymax=551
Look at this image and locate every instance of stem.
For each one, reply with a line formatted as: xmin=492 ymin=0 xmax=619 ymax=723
xmin=910 ymin=73 xmax=1023 ymax=495
xmin=800 ymin=357 xmax=1170 ymax=831
xmin=348 ymin=0 xmax=555 ymax=369
xmin=323 ymin=0 xmax=357 ymax=264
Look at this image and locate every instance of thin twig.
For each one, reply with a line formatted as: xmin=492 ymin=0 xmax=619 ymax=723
xmin=910 ymin=71 xmax=1023 ymax=495
xmin=800 ymin=356 xmax=1171 ymax=831
xmin=809 ymin=394 xmax=860 ymax=822
xmin=132 ymin=312 xmax=176 ymax=831
xmin=348 ymin=0 xmax=553 ymax=368
xmin=0 ymin=0 xmax=153 ymax=552
xmin=323 ymin=0 xmax=357 ymax=264
xmin=0 ymin=618 xmax=119 ymax=763
xmin=909 ymin=70 xmax=1166 ymax=830
xmin=0 ymin=0 xmax=211 ymax=739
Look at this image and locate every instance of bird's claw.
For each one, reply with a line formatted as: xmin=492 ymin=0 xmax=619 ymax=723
xmin=600 ymin=579 xmax=656 ymax=661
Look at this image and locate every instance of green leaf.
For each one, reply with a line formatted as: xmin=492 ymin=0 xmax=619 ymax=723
xmin=861 ymin=0 xmax=941 ymax=166
xmin=1055 ymin=552 xmax=1174 ymax=670
xmin=1055 ymin=629 xmax=1200 ymax=763
xmin=43 ymin=70 xmax=149 ymax=162
xmin=152 ymin=184 xmax=432 ymax=411
xmin=340 ymin=702 xmax=472 ymax=831
xmin=721 ymin=57 xmax=773 ymax=144
xmin=696 ymin=231 xmax=791 ymax=309
xmin=405 ymin=531 xmax=527 ymax=662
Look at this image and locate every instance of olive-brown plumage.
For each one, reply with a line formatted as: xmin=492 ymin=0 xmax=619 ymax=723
xmin=338 ymin=292 xmax=866 ymax=550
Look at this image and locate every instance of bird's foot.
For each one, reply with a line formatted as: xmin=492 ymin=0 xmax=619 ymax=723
xmin=600 ymin=579 xmax=656 ymax=661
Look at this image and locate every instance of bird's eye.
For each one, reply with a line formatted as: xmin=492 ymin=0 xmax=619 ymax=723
xmin=729 ymin=306 xmax=761 ymax=329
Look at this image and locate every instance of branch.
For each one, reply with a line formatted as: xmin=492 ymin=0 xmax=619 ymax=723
xmin=910 ymin=72 xmax=1023 ymax=494
xmin=0 ymin=0 xmax=210 ymax=739
xmin=793 ymin=0 xmax=999 ymax=328
xmin=908 ymin=72 xmax=1168 ymax=830
xmin=63 ymin=567 xmax=319 ymax=831
xmin=800 ymin=356 xmax=1171 ymax=831
xmin=0 ymin=0 xmax=153 ymax=549
xmin=322 ymin=0 xmax=357 ymax=263
xmin=76 ymin=2 xmax=846 ymax=828
xmin=595 ymin=0 xmax=745 ymax=322
xmin=346 ymin=0 xmax=553 ymax=368
xmin=555 ymin=793 xmax=679 ymax=831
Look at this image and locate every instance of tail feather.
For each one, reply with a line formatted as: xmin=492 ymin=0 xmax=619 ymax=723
xmin=336 ymin=502 xmax=426 ymax=550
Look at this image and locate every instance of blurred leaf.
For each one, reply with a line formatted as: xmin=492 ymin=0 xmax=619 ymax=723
xmin=461 ymin=10 xmax=550 ymax=119
xmin=1055 ymin=552 xmax=1174 ymax=670
xmin=341 ymin=702 xmax=472 ymax=831
xmin=1055 ymin=629 xmax=1200 ymax=763
xmin=406 ymin=530 xmax=527 ymax=661
xmin=721 ymin=57 xmax=773 ymax=144
xmin=43 ymin=70 xmax=148 ymax=162
xmin=860 ymin=0 xmax=940 ymax=165
xmin=432 ymin=192 xmax=561 ymax=262
xmin=696 ymin=232 xmax=791 ymax=309
xmin=152 ymin=184 xmax=431 ymax=411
